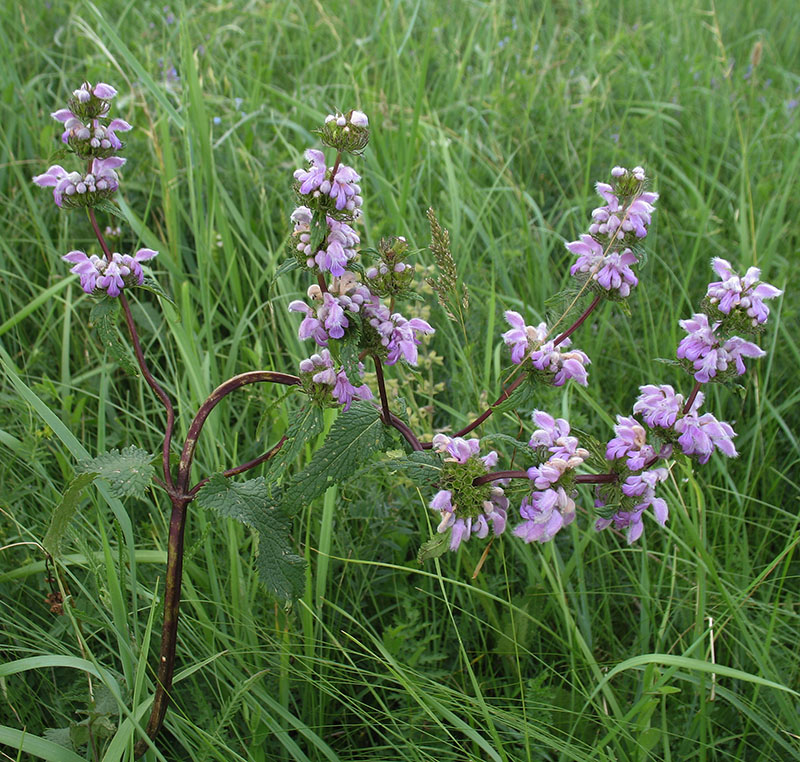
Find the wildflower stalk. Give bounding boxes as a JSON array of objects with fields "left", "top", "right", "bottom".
[
  {"left": 683, "top": 380, "right": 703, "bottom": 415},
  {"left": 373, "top": 355, "right": 392, "bottom": 424},
  {"left": 474, "top": 470, "right": 619, "bottom": 486}
]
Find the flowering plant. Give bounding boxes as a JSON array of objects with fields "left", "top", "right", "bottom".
[{"left": 29, "top": 85, "right": 781, "bottom": 757}]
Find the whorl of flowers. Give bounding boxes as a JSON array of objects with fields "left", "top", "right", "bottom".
[
  {"left": 501, "top": 312, "right": 590, "bottom": 386},
  {"left": 287, "top": 111, "right": 435, "bottom": 412},
  {"left": 596, "top": 416, "right": 670, "bottom": 543},
  {"left": 514, "top": 411, "right": 589, "bottom": 543},
  {"left": 298, "top": 349, "right": 373, "bottom": 411},
  {"left": 565, "top": 166, "right": 658, "bottom": 298},
  {"left": 33, "top": 157, "right": 125, "bottom": 209},
  {"left": 706, "top": 257, "right": 782, "bottom": 326},
  {"left": 429, "top": 434, "right": 507, "bottom": 552},
  {"left": 676, "top": 259, "right": 780, "bottom": 383},
  {"left": 63, "top": 248, "right": 157, "bottom": 297}
]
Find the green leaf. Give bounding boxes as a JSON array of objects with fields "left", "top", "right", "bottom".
[
  {"left": 135, "top": 275, "right": 176, "bottom": 307},
  {"left": 338, "top": 315, "right": 363, "bottom": 385},
  {"left": 264, "top": 405, "right": 324, "bottom": 482},
  {"left": 417, "top": 529, "right": 452, "bottom": 563},
  {"left": 43, "top": 472, "right": 97, "bottom": 557},
  {"left": 282, "top": 401, "right": 386, "bottom": 513},
  {"left": 272, "top": 257, "right": 302, "bottom": 283},
  {"left": 309, "top": 209, "right": 328, "bottom": 253},
  {"left": 195, "top": 475, "right": 305, "bottom": 600},
  {"left": 92, "top": 198, "right": 125, "bottom": 219},
  {"left": 378, "top": 451, "right": 442, "bottom": 485},
  {"left": 494, "top": 374, "right": 537, "bottom": 415},
  {"left": 77, "top": 446, "right": 154, "bottom": 499},
  {"left": 89, "top": 298, "right": 139, "bottom": 376}
]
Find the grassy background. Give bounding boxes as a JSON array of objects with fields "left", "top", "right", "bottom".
[{"left": 1, "top": 0, "right": 798, "bottom": 760}]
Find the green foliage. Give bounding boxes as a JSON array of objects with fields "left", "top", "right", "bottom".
[
  {"left": 417, "top": 528, "right": 452, "bottom": 563},
  {"left": 42, "top": 472, "right": 97, "bottom": 557},
  {"left": 376, "top": 450, "right": 442, "bottom": 484},
  {"left": 195, "top": 474, "right": 305, "bottom": 600},
  {"left": 425, "top": 207, "right": 469, "bottom": 324},
  {"left": 264, "top": 405, "right": 324, "bottom": 482},
  {"left": 135, "top": 275, "right": 176, "bottom": 308},
  {"left": 88, "top": 298, "right": 139, "bottom": 376},
  {"left": 77, "top": 446, "right": 154, "bottom": 499},
  {"left": 281, "top": 401, "right": 387, "bottom": 513}
]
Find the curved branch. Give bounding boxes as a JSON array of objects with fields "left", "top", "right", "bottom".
[
  {"left": 473, "top": 470, "right": 619, "bottom": 487},
  {"left": 188, "top": 435, "right": 288, "bottom": 496},
  {"left": 176, "top": 371, "right": 300, "bottom": 492},
  {"left": 388, "top": 413, "right": 423, "bottom": 452},
  {"left": 119, "top": 295, "right": 177, "bottom": 491}
]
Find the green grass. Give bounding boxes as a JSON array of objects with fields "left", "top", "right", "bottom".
[{"left": 1, "top": 0, "right": 798, "bottom": 760}]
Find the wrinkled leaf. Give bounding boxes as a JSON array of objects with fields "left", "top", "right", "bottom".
[
  {"left": 77, "top": 446, "right": 154, "bottom": 499},
  {"left": 89, "top": 298, "right": 139, "bottom": 376},
  {"left": 196, "top": 475, "right": 305, "bottom": 600},
  {"left": 417, "top": 529, "right": 452, "bottom": 563},
  {"left": 43, "top": 472, "right": 97, "bottom": 557}
]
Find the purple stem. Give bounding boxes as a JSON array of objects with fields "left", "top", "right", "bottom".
[
  {"left": 176, "top": 371, "right": 301, "bottom": 492},
  {"left": 553, "top": 293, "right": 602, "bottom": 347},
  {"left": 473, "top": 470, "right": 619, "bottom": 486},
  {"left": 683, "top": 380, "right": 702, "bottom": 415},
  {"left": 373, "top": 356, "right": 391, "bottom": 424}
]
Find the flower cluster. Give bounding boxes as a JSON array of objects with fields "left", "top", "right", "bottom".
[
  {"left": 287, "top": 114, "right": 436, "bottom": 410},
  {"left": 633, "top": 385, "right": 737, "bottom": 464},
  {"left": 514, "top": 411, "right": 589, "bottom": 543},
  {"left": 33, "top": 157, "right": 126, "bottom": 209},
  {"left": 595, "top": 416, "right": 670, "bottom": 543},
  {"left": 566, "top": 166, "right": 659, "bottom": 298},
  {"left": 501, "top": 312, "right": 590, "bottom": 386},
  {"left": 298, "top": 349, "right": 373, "bottom": 411},
  {"left": 34, "top": 81, "right": 129, "bottom": 208},
  {"left": 677, "top": 259, "right": 780, "bottom": 383},
  {"left": 63, "top": 248, "right": 157, "bottom": 297},
  {"left": 429, "top": 434, "right": 508, "bottom": 551},
  {"left": 33, "top": 83, "right": 156, "bottom": 298}
]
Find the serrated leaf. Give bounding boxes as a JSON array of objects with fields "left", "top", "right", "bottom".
[
  {"left": 272, "top": 257, "right": 302, "bottom": 283},
  {"left": 92, "top": 199, "right": 125, "bottom": 219},
  {"left": 417, "top": 529, "right": 452, "bottom": 563},
  {"left": 378, "top": 451, "right": 442, "bottom": 484},
  {"left": 339, "top": 318, "right": 363, "bottom": 385},
  {"left": 89, "top": 298, "right": 139, "bottom": 376},
  {"left": 282, "top": 401, "right": 386, "bottom": 513},
  {"left": 135, "top": 275, "right": 176, "bottom": 307},
  {"left": 309, "top": 209, "right": 328, "bottom": 253},
  {"left": 43, "top": 472, "right": 97, "bottom": 557},
  {"left": 480, "top": 432, "right": 538, "bottom": 456},
  {"left": 195, "top": 474, "right": 305, "bottom": 600},
  {"left": 77, "top": 446, "right": 154, "bottom": 499},
  {"left": 42, "top": 727, "right": 72, "bottom": 749},
  {"left": 494, "top": 375, "right": 537, "bottom": 415},
  {"left": 265, "top": 405, "right": 324, "bottom": 482}
]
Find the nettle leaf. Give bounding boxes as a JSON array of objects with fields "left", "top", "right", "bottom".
[
  {"left": 378, "top": 451, "right": 442, "bottom": 485},
  {"left": 92, "top": 199, "right": 125, "bottom": 219},
  {"left": 195, "top": 475, "right": 304, "bottom": 600},
  {"left": 339, "top": 316, "right": 363, "bottom": 385},
  {"left": 494, "top": 374, "right": 537, "bottom": 415},
  {"left": 89, "top": 298, "right": 139, "bottom": 376},
  {"left": 282, "top": 401, "right": 386, "bottom": 513},
  {"left": 480, "top": 432, "right": 538, "bottom": 458},
  {"left": 43, "top": 472, "right": 97, "bottom": 557},
  {"left": 265, "top": 405, "right": 325, "bottom": 482},
  {"left": 136, "top": 275, "right": 176, "bottom": 308},
  {"left": 77, "top": 446, "right": 154, "bottom": 499},
  {"left": 417, "top": 529, "right": 452, "bottom": 563},
  {"left": 273, "top": 257, "right": 301, "bottom": 283},
  {"left": 309, "top": 209, "right": 329, "bottom": 253}
]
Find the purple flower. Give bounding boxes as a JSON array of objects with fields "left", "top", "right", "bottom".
[
  {"left": 513, "top": 487, "right": 576, "bottom": 543},
  {"left": 633, "top": 384, "right": 684, "bottom": 428},
  {"left": 298, "top": 349, "right": 373, "bottom": 411},
  {"left": 567, "top": 236, "right": 639, "bottom": 297},
  {"left": 502, "top": 313, "right": 590, "bottom": 385},
  {"left": 432, "top": 434, "right": 481, "bottom": 464},
  {"left": 528, "top": 410, "right": 587, "bottom": 463},
  {"left": 501, "top": 310, "right": 535, "bottom": 364},
  {"left": 62, "top": 248, "right": 157, "bottom": 297},
  {"left": 293, "top": 149, "right": 327, "bottom": 194},
  {"left": 706, "top": 257, "right": 782, "bottom": 325},
  {"left": 606, "top": 415, "right": 655, "bottom": 470},
  {"left": 328, "top": 163, "right": 362, "bottom": 212},
  {"left": 673, "top": 393, "right": 737, "bottom": 463},
  {"left": 677, "top": 313, "right": 766, "bottom": 382},
  {"left": 596, "top": 467, "right": 668, "bottom": 543}
]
